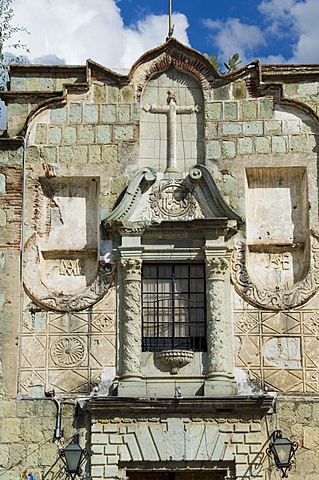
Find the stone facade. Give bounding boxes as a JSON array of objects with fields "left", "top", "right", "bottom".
[{"left": 1, "top": 39, "right": 319, "bottom": 479}]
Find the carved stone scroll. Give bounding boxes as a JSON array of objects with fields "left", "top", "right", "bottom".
[
  {"left": 24, "top": 235, "right": 114, "bottom": 312},
  {"left": 231, "top": 236, "right": 319, "bottom": 310},
  {"left": 120, "top": 258, "right": 143, "bottom": 378}
]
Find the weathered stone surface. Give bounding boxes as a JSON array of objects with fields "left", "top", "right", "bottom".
[
  {"left": 69, "top": 103, "right": 83, "bottom": 123},
  {"left": 221, "top": 140, "right": 236, "bottom": 158},
  {"left": 0, "top": 209, "right": 6, "bottom": 227},
  {"left": 242, "top": 101, "right": 257, "bottom": 119},
  {"left": 94, "top": 84, "right": 107, "bottom": 103},
  {"left": 3, "top": 38, "right": 319, "bottom": 480},
  {"left": 206, "top": 103, "right": 222, "bottom": 120},
  {"left": 51, "top": 106, "right": 67, "bottom": 123},
  {"left": 206, "top": 140, "right": 221, "bottom": 159},
  {"left": 35, "top": 124, "right": 47, "bottom": 144},
  {"left": 213, "top": 85, "right": 229, "bottom": 100},
  {"left": 102, "top": 104, "right": 117, "bottom": 123},
  {"left": 84, "top": 104, "right": 99, "bottom": 123}
]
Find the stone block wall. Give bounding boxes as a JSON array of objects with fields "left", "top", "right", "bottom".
[
  {"left": 0, "top": 399, "right": 86, "bottom": 480},
  {"left": 268, "top": 397, "right": 319, "bottom": 480},
  {"left": 90, "top": 411, "right": 266, "bottom": 480},
  {"left": 2, "top": 40, "right": 319, "bottom": 480}
]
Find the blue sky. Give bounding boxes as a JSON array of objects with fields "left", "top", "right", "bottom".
[{"left": 6, "top": 0, "right": 319, "bottom": 69}]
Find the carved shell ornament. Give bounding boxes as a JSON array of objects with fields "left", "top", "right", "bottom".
[{"left": 231, "top": 234, "right": 319, "bottom": 310}]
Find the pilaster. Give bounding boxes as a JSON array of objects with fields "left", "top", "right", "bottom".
[
  {"left": 117, "top": 243, "right": 146, "bottom": 396},
  {"left": 204, "top": 248, "right": 237, "bottom": 396}
]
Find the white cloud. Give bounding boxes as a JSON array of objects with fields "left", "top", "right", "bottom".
[
  {"left": 288, "top": 0, "right": 319, "bottom": 63},
  {"left": 121, "top": 14, "right": 189, "bottom": 68},
  {"left": 8, "top": 0, "right": 189, "bottom": 69},
  {"left": 258, "top": 0, "right": 319, "bottom": 63},
  {"left": 204, "top": 0, "right": 319, "bottom": 66},
  {"left": 203, "top": 18, "right": 266, "bottom": 65},
  {"left": 260, "top": 54, "right": 286, "bottom": 64}
]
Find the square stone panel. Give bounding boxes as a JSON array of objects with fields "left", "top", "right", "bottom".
[
  {"left": 91, "top": 313, "right": 116, "bottom": 333},
  {"left": 49, "top": 312, "right": 89, "bottom": 335},
  {"left": 305, "top": 370, "right": 319, "bottom": 392},
  {"left": 261, "top": 311, "right": 301, "bottom": 335},
  {"left": 48, "top": 369, "right": 90, "bottom": 394},
  {"left": 21, "top": 370, "right": 46, "bottom": 395},
  {"left": 235, "top": 335, "right": 261, "bottom": 368},
  {"left": 234, "top": 311, "right": 259, "bottom": 334},
  {"left": 264, "top": 369, "right": 303, "bottom": 392},
  {"left": 303, "top": 311, "right": 319, "bottom": 336},
  {"left": 48, "top": 335, "right": 88, "bottom": 368},
  {"left": 303, "top": 337, "right": 319, "bottom": 368},
  {"left": 262, "top": 336, "right": 301, "bottom": 368},
  {"left": 89, "top": 334, "right": 116, "bottom": 368},
  {"left": 22, "top": 336, "right": 47, "bottom": 368}
]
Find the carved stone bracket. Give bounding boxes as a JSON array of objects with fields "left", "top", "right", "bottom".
[
  {"left": 231, "top": 236, "right": 319, "bottom": 310},
  {"left": 155, "top": 349, "right": 194, "bottom": 374}
]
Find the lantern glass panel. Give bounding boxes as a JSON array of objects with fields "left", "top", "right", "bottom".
[
  {"left": 64, "top": 443, "right": 83, "bottom": 473},
  {"left": 272, "top": 438, "right": 293, "bottom": 466}
]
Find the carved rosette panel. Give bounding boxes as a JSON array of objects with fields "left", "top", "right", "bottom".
[
  {"left": 231, "top": 237, "right": 319, "bottom": 310},
  {"left": 149, "top": 180, "right": 197, "bottom": 220},
  {"left": 120, "top": 258, "right": 142, "bottom": 376},
  {"left": 205, "top": 257, "right": 229, "bottom": 374},
  {"left": 51, "top": 337, "right": 86, "bottom": 367}
]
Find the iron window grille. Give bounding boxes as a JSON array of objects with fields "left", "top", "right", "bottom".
[{"left": 142, "top": 263, "right": 206, "bottom": 352}]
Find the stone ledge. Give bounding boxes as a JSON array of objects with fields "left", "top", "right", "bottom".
[{"left": 89, "top": 395, "right": 275, "bottom": 416}]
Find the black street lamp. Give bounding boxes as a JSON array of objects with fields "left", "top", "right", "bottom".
[
  {"left": 60, "top": 435, "right": 88, "bottom": 479},
  {"left": 267, "top": 430, "right": 298, "bottom": 478}
]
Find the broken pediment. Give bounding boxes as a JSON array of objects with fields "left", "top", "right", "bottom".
[{"left": 102, "top": 165, "right": 241, "bottom": 234}]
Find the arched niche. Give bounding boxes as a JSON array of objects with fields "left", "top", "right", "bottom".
[{"left": 140, "top": 65, "right": 204, "bottom": 174}]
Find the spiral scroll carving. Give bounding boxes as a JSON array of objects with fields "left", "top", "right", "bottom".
[
  {"left": 231, "top": 239, "right": 319, "bottom": 310},
  {"left": 120, "top": 258, "right": 142, "bottom": 376}
]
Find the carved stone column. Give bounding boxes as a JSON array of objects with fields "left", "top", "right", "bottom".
[
  {"left": 118, "top": 257, "right": 146, "bottom": 396},
  {"left": 204, "top": 255, "right": 237, "bottom": 396}
]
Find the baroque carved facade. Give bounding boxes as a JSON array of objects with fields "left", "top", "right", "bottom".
[{"left": 1, "top": 38, "right": 319, "bottom": 479}]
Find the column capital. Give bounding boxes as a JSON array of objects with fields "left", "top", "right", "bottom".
[
  {"left": 205, "top": 256, "right": 229, "bottom": 280},
  {"left": 120, "top": 257, "right": 142, "bottom": 282}
]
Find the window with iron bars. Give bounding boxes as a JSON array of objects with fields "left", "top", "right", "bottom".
[{"left": 142, "top": 263, "right": 206, "bottom": 352}]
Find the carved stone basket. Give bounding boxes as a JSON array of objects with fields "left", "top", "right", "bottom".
[{"left": 155, "top": 350, "right": 194, "bottom": 375}]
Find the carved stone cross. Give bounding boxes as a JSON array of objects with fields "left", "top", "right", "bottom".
[{"left": 144, "top": 91, "right": 201, "bottom": 172}]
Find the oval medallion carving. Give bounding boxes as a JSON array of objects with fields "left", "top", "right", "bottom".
[{"left": 149, "top": 180, "right": 196, "bottom": 220}]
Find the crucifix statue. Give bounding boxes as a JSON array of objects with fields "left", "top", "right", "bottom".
[{"left": 144, "top": 91, "right": 201, "bottom": 172}]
